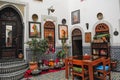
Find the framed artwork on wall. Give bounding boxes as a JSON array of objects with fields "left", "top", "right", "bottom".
[
  {"left": 29, "top": 21, "right": 41, "bottom": 38},
  {"left": 58, "top": 24, "right": 68, "bottom": 40},
  {"left": 85, "top": 32, "right": 91, "bottom": 43},
  {"left": 71, "top": 9, "right": 80, "bottom": 25}
]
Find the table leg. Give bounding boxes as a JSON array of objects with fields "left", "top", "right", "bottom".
[
  {"left": 88, "top": 64, "right": 94, "bottom": 80},
  {"left": 65, "top": 58, "right": 68, "bottom": 79}
]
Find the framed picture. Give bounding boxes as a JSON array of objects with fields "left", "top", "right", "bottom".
[
  {"left": 85, "top": 32, "right": 91, "bottom": 43},
  {"left": 29, "top": 21, "right": 41, "bottom": 38},
  {"left": 58, "top": 24, "right": 68, "bottom": 40},
  {"left": 71, "top": 9, "right": 80, "bottom": 24}
]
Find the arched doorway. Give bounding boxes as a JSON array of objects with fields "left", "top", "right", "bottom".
[
  {"left": 72, "top": 28, "right": 83, "bottom": 56},
  {"left": 0, "top": 7, "right": 24, "bottom": 59},
  {"left": 44, "top": 21, "right": 55, "bottom": 49}
]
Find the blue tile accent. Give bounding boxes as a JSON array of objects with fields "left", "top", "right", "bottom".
[
  {"left": 83, "top": 46, "right": 120, "bottom": 72},
  {"left": 26, "top": 46, "right": 120, "bottom": 71}
]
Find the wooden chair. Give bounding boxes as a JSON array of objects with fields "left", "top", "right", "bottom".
[
  {"left": 68, "top": 56, "right": 78, "bottom": 76},
  {"left": 71, "top": 60, "right": 88, "bottom": 80},
  {"left": 95, "top": 58, "right": 111, "bottom": 80}
]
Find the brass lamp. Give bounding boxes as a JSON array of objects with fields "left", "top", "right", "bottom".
[{"left": 48, "top": 33, "right": 52, "bottom": 40}]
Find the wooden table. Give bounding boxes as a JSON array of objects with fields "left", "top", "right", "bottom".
[{"left": 65, "top": 56, "right": 105, "bottom": 80}]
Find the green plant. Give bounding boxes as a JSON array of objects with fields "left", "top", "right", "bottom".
[
  {"left": 56, "top": 50, "right": 65, "bottom": 59},
  {"left": 93, "top": 33, "right": 110, "bottom": 39},
  {"left": 26, "top": 38, "right": 48, "bottom": 61},
  {"left": 111, "top": 58, "right": 118, "bottom": 63},
  {"left": 57, "top": 37, "right": 68, "bottom": 59}
]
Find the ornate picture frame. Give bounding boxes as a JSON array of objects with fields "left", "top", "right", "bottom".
[
  {"left": 85, "top": 32, "right": 91, "bottom": 43},
  {"left": 58, "top": 24, "right": 68, "bottom": 40},
  {"left": 29, "top": 21, "right": 41, "bottom": 38},
  {"left": 71, "top": 9, "right": 80, "bottom": 25}
]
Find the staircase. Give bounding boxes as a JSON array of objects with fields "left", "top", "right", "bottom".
[{"left": 0, "top": 59, "right": 28, "bottom": 80}]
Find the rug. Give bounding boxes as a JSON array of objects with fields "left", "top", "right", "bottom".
[
  {"left": 22, "top": 71, "right": 120, "bottom": 80},
  {"left": 24, "top": 67, "right": 65, "bottom": 78}
]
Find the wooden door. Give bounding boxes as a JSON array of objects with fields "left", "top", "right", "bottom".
[
  {"left": 72, "top": 29, "right": 83, "bottom": 56},
  {"left": 0, "top": 7, "right": 23, "bottom": 59}
]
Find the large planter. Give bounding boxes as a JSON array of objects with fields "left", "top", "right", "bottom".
[
  {"left": 29, "top": 61, "right": 38, "bottom": 71},
  {"left": 111, "top": 61, "right": 117, "bottom": 70},
  {"left": 18, "top": 53, "right": 24, "bottom": 59}
]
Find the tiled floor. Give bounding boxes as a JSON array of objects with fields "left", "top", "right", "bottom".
[{"left": 22, "top": 70, "right": 120, "bottom": 80}]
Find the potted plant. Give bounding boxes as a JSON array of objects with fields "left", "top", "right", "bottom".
[
  {"left": 56, "top": 50, "right": 66, "bottom": 66},
  {"left": 26, "top": 38, "right": 48, "bottom": 61},
  {"left": 56, "top": 50, "right": 65, "bottom": 59},
  {"left": 26, "top": 38, "right": 48, "bottom": 70},
  {"left": 56, "top": 37, "right": 68, "bottom": 64}
]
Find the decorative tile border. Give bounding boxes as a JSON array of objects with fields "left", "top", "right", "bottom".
[{"left": 26, "top": 46, "right": 120, "bottom": 71}]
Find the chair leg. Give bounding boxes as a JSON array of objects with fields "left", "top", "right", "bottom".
[
  {"left": 103, "top": 73, "right": 106, "bottom": 80},
  {"left": 109, "top": 73, "right": 111, "bottom": 80},
  {"left": 72, "top": 74, "right": 74, "bottom": 80},
  {"left": 83, "top": 77, "right": 85, "bottom": 80}
]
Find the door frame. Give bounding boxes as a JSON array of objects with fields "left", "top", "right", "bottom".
[{"left": 72, "top": 28, "right": 83, "bottom": 56}]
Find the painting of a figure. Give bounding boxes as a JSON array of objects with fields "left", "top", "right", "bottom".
[
  {"left": 58, "top": 25, "right": 68, "bottom": 40},
  {"left": 71, "top": 10, "right": 80, "bottom": 24},
  {"left": 29, "top": 22, "right": 41, "bottom": 38}
]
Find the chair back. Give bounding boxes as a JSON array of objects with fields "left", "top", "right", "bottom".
[{"left": 72, "top": 60, "right": 85, "bottom": 74}]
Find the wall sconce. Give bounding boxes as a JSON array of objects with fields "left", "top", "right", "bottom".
[
  {"left": 48, "top": 6, "right": 55, "bottom": 15},
  {"left": 86, "top": 23, "right": 89, "bottom": 30}
]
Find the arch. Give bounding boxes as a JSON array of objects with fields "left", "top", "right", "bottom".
[
  {"left": 44, "top": 21, "right": 55, "bottom": 49},
  {"left": 70, "top": 26, "right": 85, "bottom": 44},
  {"left": 95, "top": 23, "right": 109, "bottom": 34},
  {"left": 92, "top": 20, "right": 113, "bottom": 44},
  {"left": 44, "top": 21, "right": 55, "bottom": 28},
  {"left": 72, "top": 28, "right": 82, "bottom": 36},
  {"left": 0, "top": 4, "right": 24, "bottom": 22}
]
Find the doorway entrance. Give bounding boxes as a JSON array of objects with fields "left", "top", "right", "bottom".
[
  {"left": 72, "top": 29, "right": 83, "bottom": 56},
  {"left": 0, "top": 7, "right": 24, "bottom": 59}
]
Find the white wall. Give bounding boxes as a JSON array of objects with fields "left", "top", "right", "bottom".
[
  {"left": 0, "top": 0, "right": 70, "bottom": 60},
  {"left": 68, "top": 0, "right": 120, "bottom": 46},
  {"left": 1, "top": 0, "right": 120, "bottom": 46},
  {"left": 19, "top": 0, "right": 70, "bottom": 46}
]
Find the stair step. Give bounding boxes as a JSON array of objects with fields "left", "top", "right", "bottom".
[{"left": 0, "top": 59, "right": 28, "bottom": 80}]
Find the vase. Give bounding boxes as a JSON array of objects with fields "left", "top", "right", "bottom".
[{"left": 29, "top": 61, "right": 38, "bottom": 71}]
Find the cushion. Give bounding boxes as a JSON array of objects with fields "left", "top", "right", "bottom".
[
  {"left": 96, "top": 65, "right": 110, "bottom": 71},
  {"left": 73, "top": 67, "right": 86, "bottom": 73}
]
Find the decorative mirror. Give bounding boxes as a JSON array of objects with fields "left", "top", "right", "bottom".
[
  {"left": 6, "top": 25, "right": 12, "bottom": 47},
  {"left": 113, "top": 29, "right": 119, "bottom": 36},
  {"left": 97, "top": 12, "right": 103, "bottom": 20},
  {"left": 32, "top": 14, "right": 38, "bottom": 22},
  {"left": 62, "top": 18, "right": 66, "bottom": 25}
]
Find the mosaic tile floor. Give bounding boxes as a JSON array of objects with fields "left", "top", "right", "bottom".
[{"left": 22, "top": 70, "right": 120, "bottom": 80}]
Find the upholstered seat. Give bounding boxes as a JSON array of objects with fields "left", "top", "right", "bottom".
[{"left": 96, "top": 65, "right": 110, "bottom": 71}]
